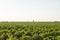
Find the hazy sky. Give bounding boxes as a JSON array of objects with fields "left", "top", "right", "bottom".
[{"left": 0, "top": 0, "right": 60, "bottom": 21}]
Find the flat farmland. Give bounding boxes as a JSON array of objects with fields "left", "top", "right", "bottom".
[{"left": 0, "top": 22, "right": 60, "bottom": 40}]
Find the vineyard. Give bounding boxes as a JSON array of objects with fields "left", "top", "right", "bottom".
[{"left": 0, "top": 22, "right": 60, "bottom": 40}]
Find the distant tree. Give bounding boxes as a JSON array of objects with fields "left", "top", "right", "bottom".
[{"left": 33, "top": 20, "right": 34, "bottom": 22}]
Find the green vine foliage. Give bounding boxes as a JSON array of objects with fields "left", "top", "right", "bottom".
[{"left": 0, "top": 22, "right": 60, "bottom": 40}]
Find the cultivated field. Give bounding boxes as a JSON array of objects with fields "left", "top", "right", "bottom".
[{"left": 0, "top": 22, "right": 60, "bottom": 40}]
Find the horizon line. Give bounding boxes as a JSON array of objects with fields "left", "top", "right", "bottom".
[{"left": 0, "top": 20, "right": 60, "bottom": 22}]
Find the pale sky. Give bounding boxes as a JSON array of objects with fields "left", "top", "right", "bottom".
[{"left": 0, "top": 0, "right": 60, "bottom": 21}]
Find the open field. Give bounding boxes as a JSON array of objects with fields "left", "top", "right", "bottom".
[{"left": 0, "top": 22, "right": 60, "bottom": 40}]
